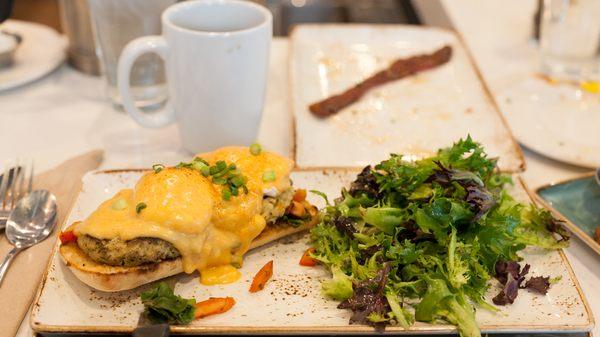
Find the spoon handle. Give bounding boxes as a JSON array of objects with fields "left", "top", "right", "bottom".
[{"left": 0, "top": 246, "right": 22, "bottom": 286}]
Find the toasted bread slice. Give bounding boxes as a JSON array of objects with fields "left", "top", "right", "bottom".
[{"left": 59, "top": 217, "right": 318, "bottom": 292}]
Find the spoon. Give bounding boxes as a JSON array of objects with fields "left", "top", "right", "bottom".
[{"left": 0, "top": 190, "right": 57, "bottom": 286}]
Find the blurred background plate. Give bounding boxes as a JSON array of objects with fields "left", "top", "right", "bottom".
[
  {"left": 0, "top": 20, "right": 66, "bottom": 92},
  {"left": 499, "top": 77, "right": 600, "bottom": 168}
]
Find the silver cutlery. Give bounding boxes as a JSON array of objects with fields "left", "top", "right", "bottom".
[
  {"left": 0, "top": 159, "right": 34, "bottom": 230},
  {"left": 595, "top": 167, "right": 600, "bottom": 186},
  {"left": 133, "top": 323, "right": 170, "bottom": 337},
  {"left": 135, "top": 307, "right": 171, "bottom": 337},
  {"left": 0, "top": 190, "right": 57, "bottom": 286}
]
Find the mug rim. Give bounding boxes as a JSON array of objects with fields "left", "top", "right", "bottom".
[{"left": 162, "top": 0, "right": 272, "bottom": 37}]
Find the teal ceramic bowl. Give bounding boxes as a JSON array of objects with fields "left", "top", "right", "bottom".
[{"left": 536, "top": 173, "right": 600, "bottom": 255}]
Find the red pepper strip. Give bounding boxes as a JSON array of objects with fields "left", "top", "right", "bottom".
[
  {"left": 194, "top": 297, "right": 236, "bottom": 319},
  {"left": 59, "top": 230, "right": 77, "bottom": 245},
  {"left": 249, "top": 260, "right": 274, "bottom": 293},
  {"left": 299, "top": 248, "right": 317, "bottom": 266}
]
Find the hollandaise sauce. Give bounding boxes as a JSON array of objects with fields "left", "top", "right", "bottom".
[{"left": 74, "top": 147, "right": 293, "bottom": 285}]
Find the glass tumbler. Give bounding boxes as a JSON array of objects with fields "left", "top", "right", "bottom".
[
  {"left": 540, "top": 0, "right": 600, "bottom": 82},
  {"left": 87, "top": 0, "right": 176, "bottom": 109}
]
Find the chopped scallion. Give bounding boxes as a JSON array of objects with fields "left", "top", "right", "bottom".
[
  {"left": 111, "top": 198, "right": 128, "bottom": 211},
  {"left": 210, "top": 161, "right": 227, "bottom": 175},
  {"left": 173, "top": 157, "right": 249, "bottom": 200},
  {"left": 230, "top": 175, "right": 245, "bottom": 187},
  {"left": 136, "top": 202, "right": 147, "bottom": 214},
  {"left": 152, "top": 164, "right": 165, "bottom": 174},
  {"left": 262, "top": 170, "right": 276, "bottom": 182},
  {"left": 221, "top": 188, "right": 232, "bottom": 201},
  {"left": 212, "top": 177, "right": 227, "bottom": 185},
  {"left": 191, "top": 160, "right": 208, "bottom": 171},
  {"left": 249, "top": 143, "right": 262, "bottom": 155},
  {"left": 200, "top": 165, "right": 210, "bottom": 176}
]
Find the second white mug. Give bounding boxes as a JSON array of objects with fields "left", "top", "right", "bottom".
[{"left": 117, "top": 0, "right": 272, "bottom": 153}]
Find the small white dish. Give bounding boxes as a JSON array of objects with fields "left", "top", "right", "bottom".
[
  {"left": 31, "top": 170, "right": 592, "bottom": 334},
  {"left": 0, "top": 20, "right": 66, "bottom": 92}
]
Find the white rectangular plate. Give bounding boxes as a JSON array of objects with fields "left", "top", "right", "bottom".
[
  {"left": 31, "top": 169, "right": 592, "bottom": 334},
  {"left": 291, "top": 25, "right": 524, "bottom": 172}
]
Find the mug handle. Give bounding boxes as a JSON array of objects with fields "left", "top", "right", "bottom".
[{"left": 117, "top": 36, "right": 175, "bottom": 128}]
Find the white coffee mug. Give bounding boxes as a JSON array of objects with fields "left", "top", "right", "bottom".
[{"left": 117, "top": 0, "right": 272, "bottom": 153}]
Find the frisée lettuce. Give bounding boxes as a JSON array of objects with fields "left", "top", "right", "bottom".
[{"left": 310, "top": 136, "right": 568, "bottom": 337}]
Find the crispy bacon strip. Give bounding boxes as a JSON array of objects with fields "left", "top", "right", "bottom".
[{"left": 309, "top": 45, "right": 453, "bottom": 117}]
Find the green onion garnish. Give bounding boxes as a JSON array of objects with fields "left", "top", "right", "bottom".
[
  {"left": 212, "top": 177, "right": 227, "bottom": 185},
  {"left": 200, "top": 166, "right": 210, "bottom": 176},
  {"left": 249, "top": 143, "right": 262, "bottom": 156},
  {"left": 152, "top": 164, "right": 165, "bottom": 174},
  {"left": 136, "top": 202, "right": 147, "bottom": 214},
  {"left": 191, "top": 160, "right": 208, "bottom": 172},
  {"left": 221, "top": 188, "right": 232, "bottom": 201},
  {"left": 176, "top": 157, "right": 208, "bottom": 169},
  {"left": 262, "top": 170, "right": 276, "bottom": 182},
  {"left": 210, "top": 161, "right": 227, "bottom": 175},
  {"left": 111, "top": 198, "right": 128, "bottom": 210},
  {"left": 174, "top": 157, "right": 249, "bottom": 201},
  {"left": 230, "top": 175, "right": 245, "bottom": 187}
]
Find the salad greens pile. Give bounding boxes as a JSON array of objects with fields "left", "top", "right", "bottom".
[{"left": 310, "top": 137, "right": 569, "bottom": 337}]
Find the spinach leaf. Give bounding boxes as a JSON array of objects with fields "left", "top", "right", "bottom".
[{"left": 141, "top": 282, "right": 196, "bottom": 325}]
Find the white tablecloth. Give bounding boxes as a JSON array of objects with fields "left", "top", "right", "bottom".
[{"left": 1, "top": 5, "right": 598, "bottom": 335}]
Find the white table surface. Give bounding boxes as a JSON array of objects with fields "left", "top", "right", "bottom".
[{"left": 2, "top": 3, "right": 599, "bottom": 335}]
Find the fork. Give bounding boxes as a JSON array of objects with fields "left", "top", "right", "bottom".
[{"left": 0, "top": 159, "right": 34, "bottom": 230}]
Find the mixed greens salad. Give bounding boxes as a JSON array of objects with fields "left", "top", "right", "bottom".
[{"left": 310, "top": 137, "right": 569, "bottom": 337}]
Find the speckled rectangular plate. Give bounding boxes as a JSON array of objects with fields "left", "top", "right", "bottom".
[
  {"left": 290, "top": 24, "right": 524, "bottom": 172},
  {"left": 30, "top": 170, "right": 592, "bottom": 334},
  {"left": 535, "top": 173, "right": 600, "bottom": 256}
]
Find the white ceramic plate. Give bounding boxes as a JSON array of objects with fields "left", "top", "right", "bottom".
[
  {"left": 31, "top": 170, "right": 592, "bottom": 334},
  {"left": 290, "top": 24, "right": 524, "bottom": 172},
  {"left": 497, "top": 76, "right": 600, "bottom": 168},
  {"left": 0, "top": 20, "right": 66, "bottom": 92}
]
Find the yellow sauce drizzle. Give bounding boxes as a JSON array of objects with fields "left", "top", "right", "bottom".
[{"left": 200, "top": 265, "right": 242, "bottom": 285}]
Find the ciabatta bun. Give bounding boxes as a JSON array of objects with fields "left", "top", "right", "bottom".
[{"left": 59, "top": 217, "right": 318, "bottom": 292}]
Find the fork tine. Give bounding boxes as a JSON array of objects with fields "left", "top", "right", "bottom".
[
  {"left": 6, "top": 158, "right": 19, "bottom": 209},
  {"left": 0, "top": 162, "right": 8, "bottom": 208},
  {"left": 27, "top": 159, "right": 34, "bottom": 194},
  {"left": 17, "top": 159, "right": 29, "bottom": 200},
  {"left": 9, "top": 159, "right": 21, "bottom": 209},
  {"left": 2, "top": 160, "right": 17, "bottom": 208}
]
